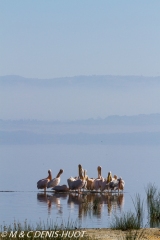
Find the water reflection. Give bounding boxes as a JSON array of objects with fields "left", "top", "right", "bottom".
[
  {"left": 37, "top": 192, "right": 124, "bottom": 219},
  {"left": 37, "top": 193, "right": 68, "bottom": 215},
  {"left": 68, "top": 193, "right": 124, "bottom": 218}
]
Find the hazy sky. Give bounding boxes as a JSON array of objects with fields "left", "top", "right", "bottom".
[{"left": 1, "top": 1, "right": 160, "bottom": 78}]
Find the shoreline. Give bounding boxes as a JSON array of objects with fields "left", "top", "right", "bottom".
[
  {"left": 85, "top": 228, "right": 160, "bottom": 239},
  {"left": 1, "top": 228, "right": 160, "bottom": 240}
]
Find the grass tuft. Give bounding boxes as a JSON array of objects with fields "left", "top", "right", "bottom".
[
  {"left": 110, "top": 194, "right": 144, "bottom": 231},
  {"left": 145, "top": 183, "right": 157, "bottom": 201},
  {"left": 145, "top": 183, "right": 160, "bottom": 227},
  {"left": 110, "top": 212, "right": 140, "bottom": 231}
]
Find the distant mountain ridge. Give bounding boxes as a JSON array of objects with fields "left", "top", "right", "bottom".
[
  {"left": 1, "top": 113, "right": 160, "bottom": 126},
  {"left": 1, "top": 75, "right": 160, "bottom": 88},
  {"left": 1, "top": 113, "right": 160, "bottom": 145}
]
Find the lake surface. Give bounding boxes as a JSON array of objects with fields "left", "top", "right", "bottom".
[{"left": 0, "top": 144, "right": 159, "bottom": 228}]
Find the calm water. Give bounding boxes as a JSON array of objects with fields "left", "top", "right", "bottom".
[{"left": 0, "top": 144, "right": 159, "bottom": 228}]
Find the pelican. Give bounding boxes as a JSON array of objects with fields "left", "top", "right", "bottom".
[
  {"left": 52, "top": 185, "right": 69, "bottom": 192},
  {"left": 78, "top": 164, "right": 84, "bottom": 179},
  {"left": 67, "top": 176, "right": 76, "bottom": 188},
  {"left": 119, "top": 178, "right": 125, "bottom": 191},
  {"left": 47, "top": 169, "right": 64, "bottom": 189},
  {"left": 84, "top": 168, "right": 95, "bottom": 190},
  {"left": 112, "top": 175, "right": 118, "bottom": 181},
  {"left": 67, "top": 164, "right": 83, "bottom": 184},
  {"left": 106, "top": 171, "right": 112, "bottom": 183},
  {"left": 101, "top": 173, "right": 118, "bottom": 192},
  {"left": 82, "top": 169, "right": 88, "bottom": 190},
  {"left": 86, "top": 176, "right": 95, "bottom": 190},
  {"left": 92, "top": 166, "right": 103, "bottom": 190},
  {"left": 67, "top": 165, "right": 86, "bottom": 193},
  {"left": 37, "top": 169, "right": 52, "bottom": 192},
  {"left": 67, "top": 175, "right": 78, "bottom": 191},
  {"left": 97, "top": 166, "right": 102, "bottom": 178},
  {"left": 108, "top": 177, "right": 125, "bottom": 193},
  {"left": 67, "top": 177, "right": 86, "bottom": 194}
]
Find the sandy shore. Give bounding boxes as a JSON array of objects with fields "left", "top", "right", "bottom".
[{"left": 85, "top": 228, "right": 160, "bottom": 240}]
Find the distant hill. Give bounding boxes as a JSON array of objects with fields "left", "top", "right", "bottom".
[
  {"left": 1, "top": 113, "right": 160, "bottom": 145},
  {"left": 1, "top": 74, "right": 160, "bottom": 128},
  {"left": 1, "top": 74, "right": 160, "bottom": 88},
  {"left": 1, "top": 113, "right": 160, "bottom": 126}
]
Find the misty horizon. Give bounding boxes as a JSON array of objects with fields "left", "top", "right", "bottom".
[
  {"left": 1, "top": 75, "right": 160, "bottom": 121},
  {"left": 1, "top": 112, "right": 160, "bottom": 123},
  {"left": 1, "top": 113, "right": 160, "bottom": 145}
]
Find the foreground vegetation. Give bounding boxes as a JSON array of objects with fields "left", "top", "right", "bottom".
[
  {"left": 145, "top": 183, "right": 160, "bottom": 227},
  {"left": 110, "top": 183, "right": 160, "bottom": 239},
  {"left": 1, "top": 184, "right": 160, "bottom": 239},
  {"left": 0, "top": 219, "right": 92, "bottom": 240}
]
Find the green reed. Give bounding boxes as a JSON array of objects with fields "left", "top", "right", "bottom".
[
  {"left": 110, "top": 194, "right": 144, "bottom": 231},
  {"left": 145, "top": 183, "right": 160, "bottom": 227},
  {"left": 145, "top": 183, "right": 157, "bottom": 201}
]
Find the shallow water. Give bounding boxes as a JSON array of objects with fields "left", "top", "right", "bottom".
[
  {"left": 0, "top": 191, "right": 129, "bottom": 228},
  {"left": 0, "top": 144, "right": 159, "bottom": 228}
]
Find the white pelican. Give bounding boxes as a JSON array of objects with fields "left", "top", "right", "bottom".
[
  {"left": 37, "top": 169, "right": 52, "bottom": 192},
  {"left": 78, "top": 164, "right": 84, "bottom": 179},
  {"left": 67, "top": 164, "right": 83, "bottom": 184},
  {"left": 112, "top": 175, "right": 118, "bottom": 181},
  {"left": 119, "top": 178, "right": 125, "bottom": 191},
  {"left": 82, "top": 169, "right": 88, "bottom": 190},
  {"left": 67, "top": 165, "right": 86, "bottom": 193},
  {"left": 47, "top": 169, "right": 64, "bottom": 189},
  {"left": 107, "top": 177, "right": 125, "bottom": 193},
  {"left": 92, "top": 166, "right": 103, "bottom": 191},
  {"left": 86, "top": 176, "right": 95, "bottom": 190},
  {"left": 67, "top": 177, "right": 86, "bottom": 194},
  {"left": 52, "top": 185, "right": 69, "bottom": 192},
  {"left": 106, "top": 171, "right": 112, "bottom": 183},
  {"left": 97, "top": 166, "right": 102, "bottom": 178},
  {"left": 101, "top": 173, "right": 117, "bottom": 192},
  {"left": 84, "top": 169, "right": 95, "bottom": 190}
]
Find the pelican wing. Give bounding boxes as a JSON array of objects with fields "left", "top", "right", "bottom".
[
  {"left": 109, "top": 179, "right": 119, "bottom": 190},
  {"left": 101, "top": 181, "right": 107, "bottom": 192},
  {"left": 67, "top": 177, "right": 76, "bottom": 189},
  {"left": 37, "top": 178, "right": 49, "bottom": 189},
  {"left": 72, "top": 179, "right": 85, "bottom": 190},
  {"left": 86, "top": 178, "right": 94, "bottom": 190},
  {"left": 119, "top": 180, "right": 125, "bottom": 190},
  {"left": 93, "top": 179, "right": 102, "bottom": 190},
  {"left": 47, "top": 177, "right": 60, "bottom": 188},
  {"left": 68, "top": 179, "right": 85, "bottom": 190}
]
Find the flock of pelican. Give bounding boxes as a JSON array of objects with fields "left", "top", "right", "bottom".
[{"left": 37, "top": 165, "right": 125, "bottom": 194}]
